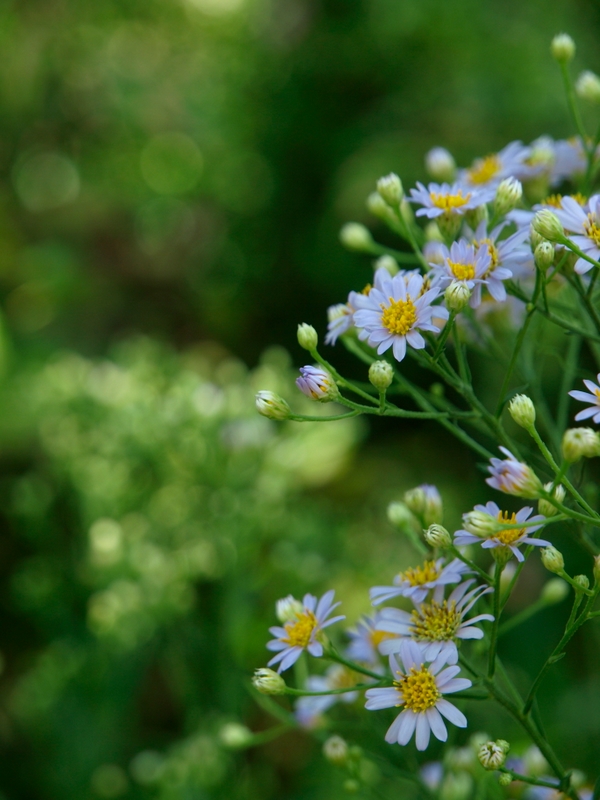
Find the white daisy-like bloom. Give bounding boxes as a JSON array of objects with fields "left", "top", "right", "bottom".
[
  {"left": 569, "top": 372, "right": 600, "bottom": 423},
  {"left": 409, "top": 181, "right": 495, "bottom": 219},
  {"left": 554, "top": 194, "right": 600, "bottom": 274},
  {"left": 325, "top": 285, "right": 374, "bottom": 345},
  {"left": 458, "top": 141, "right": 534, "bottom": 188},
  {"left": 374, "top": 580, "right": 494, "bottom": 664},
  {"left": 454, "top": 502, "right": 550, "bottom": 563},
  {"left": 551, "top": 136, "right": 588, "bottom": 186},
  {"left": 346, "top": 612, "right": 394, "bottom": 666},
  {"left": 295, "top": 664, "right": 359, "bottom": 728},
  {"left": 486, "top": 447, "right": 543, "bottom": 499},
  {"left": 353, "top": 268, "right": 447, "bottom": 362},
  {"left": 266, "top": 590, "right": 345, "bottom": 673},
  {"left": 428, "top": 239, "right": 490, "bottom": 303},
  {"left": 365, "top": 640, "right": 471, "bottom": 750},
  {"left": 470, "top": 220, "right": 531, "bottom": 287},
  {"left": 370, "top": 557, "right": 469, "bottom": 606}
]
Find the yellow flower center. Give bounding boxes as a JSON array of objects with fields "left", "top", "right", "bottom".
[
  {"left": 361, "top": 283, "right": 372, "bottom": 295},
  {"left": 370, "top": 629, "right": 396, "bottom": 648},
  {"left": 399, "top": 560, "right": 440, "bottom": 587},
  {"left": 394, "top": 665, "right": 441, "bottom": 712},
  {"left": 410, "top": 601, "right": 461, "bottom": 641},
  {"left": 584, "top": 215, "right": 600, "bottom": 247},
  {"left": 447, "top": 259, "right": 475, "bottom": 281},
  {"left": 381, "top": 296, "right": 417, "bottom": 335},
  {"left": 542, "top": 193, "right": 564, "bottom": 208},
  {"left": 495, "top": 511, "right": 526, "bottom": 545},
  {"left": 429, "top": 190, "right": 471, "bottom": 212},
  {"left": 284, "top": 611, "right": 317, "bottom": 647},
  {"left": 467, "top": 154, "right": 501, "bottom": 185}
]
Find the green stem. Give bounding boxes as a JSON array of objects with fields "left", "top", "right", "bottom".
[
  {"left": 327, "top": 650, "right": 385, "bottom": 681},
  {"left": 308, "top": 349, "right": 380, "bottom": 406},
  {"left": 487, "top": 563, "right": 504, "bottom": 678},
  {"left": 448, "top": 545, "right": 493, "bottom": 585},
  {"left": 284, "top": 682, "right": 383, "bottom": 697},
  {"left": 433, "top": 310, "right": 457, "bottom": 359},
  {"left": 560, "top": 62, "right": 589, "bottom": 145},
  {"left": 289, "top": 411, "right": 361, "bottom": 422},
  {"left": 500, "top": 546, "right": 532, "bottom": 610},
  {"left": 499, "top": 769, "right": 562, "bottom": 790}
]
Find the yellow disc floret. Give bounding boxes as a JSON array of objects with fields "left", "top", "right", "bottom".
[
  {"left": 467, "top": 154, "right": 501, "bottom": 185},
  {"left": 447, "top": 259, "right": 475, "bottom": 281},
  {"left": 410, "top": 601, "right": 461, "bottom": 641},
  {"left": 284, "top": 611, "right": 318, "bottom": 647},
  {"left": 371, "top": 629, "right": 396, "bottom": 648},
  {"left": 584, "top": 215, "right": 600, "bottom": 247},
  {"left": 381, "top": 296, "right": 417, "bottom": 335},
  {"left": 399, "top": 560, "right": 440, "bottom": 587},
  {"left": 495, "top": 511, "right": 526, "bottom": 545},
  {"left": 394, "top": 665, "right": 441, "bottom": 712},
  {"left": 429, "top": 190, "right": 472, "bottom": 211}
]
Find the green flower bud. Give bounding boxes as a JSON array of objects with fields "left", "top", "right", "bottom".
[
  {"left": 573, "top": 574, "right": 590, "bottom": 591},
  {"left": 444, "top": 281, "right": 471, "bottom": 311},
  {"left": 276, "top": 594, "right": 304, "bottom": 622},
  {"left": 252, "top": 668, "right": 287, "bottom": 695},
  {"left": 368, "top": 360, "right": 394, "bottom": 392},
  {"left": 323, "top": 735, "right": 349, "bottom": 766},
  {"left": 340, "top": 222, "right": 374, "bottom": 252},
  {"left": 219, "top": 722, "right": 253, "bottom": 749},
  {"left": 424, "top": 221, "right": 444, "bottom": 242},
  {"left": 541, "top": 546, "right": 565, "bottom": 575},
  {"left": 530, "top": 224, "right": 545, "bottom": 251},
  {"left": 538, "top": 482, "right": 566, "bottom": 517},
  {"left": 297, "top": 323, "right": 318, "bottom": 351},
  {"left": 508, "top": 394, "right": 536, "bottom": 430},
  {"left": 478, "top": 740, "right": 510, "bottom": 771},
  {"left": 522, "top": 745, "right": 549, "bottom": 777},
  {"left": 255, "top": 391, "right": 291, "bottom": 421},
  {"left": 404, "top": 484, "right": 443, "bottom": 526},
  {"left": 498, "top": 773, "right": 513, "bottom": 787},
  {"left": 576, "top": 70, "right": 600, "bottom": 104},
  {"left": 377, "top": 173, "right": 403, "bottom": 206},
  {"left": 367, "top": 192, "right": 394, "bottom": 221},
  {"left": 387, "top": 501, "right": 415, "bottom": 531},
  {"left": 425, "top": 147, "right": 456, "bottom": 183},
  {"left": 551, "top": 33, "right": 575, "bottom": 63},
  {"left": 424, "top": 524, "right": 452, "bottom": 549},
  {"left": 532, "top": 209, "right": 564, "bottom": 242},
  {"left": 463, "top": 510, "right": 499, "bottom": 537},
  {"left": 534, "top": 241, "right": 555, "bottom": 271},
  {"left": 541, "top": 578, "right": 569, "bottom": 605},
  {"left": 562, "top": 427, "right": 600, "bottom": 462},
  {"left": 494, "top": 177, "right": 522, "bottom": 216},
  {"left": 373, "top": 254, "right": 399, "bottom": 275}
]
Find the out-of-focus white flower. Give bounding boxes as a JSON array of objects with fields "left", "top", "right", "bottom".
[
  {"left": 459, "top": 142, "right": 534, "bottom": 188},
  {"left": 569, "top": 373, "right": 600, "bottom": 423},
  {"left": 370, "top": 558, "right": 469, "bottom": 606},
  {"left": 409, "top": 181, "right": 495, "bottom": 219},
  {"left": 554, "top": 194, "right": 600, "bottom": 274},
  {"left": 295, "top": 665, "right": 359, "bottom": 728}
]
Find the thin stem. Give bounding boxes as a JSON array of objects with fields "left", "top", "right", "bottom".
[
  {"left": 487, "top": 562, "right": 503, "bottom": 678},
  {"left": 308, "top": 349, "right": 380, "bottom": 406},
  {"left": 448, "top": 545, "right": 493, "bottom": 585},
  {"left": 289, "top": 411, "right": 361, "bottom": 422},
  {"left": 284, "top": 682, "right": 383, "bottom": 697},
  {"left": 499, "top": 769, "right": 561, "bottom": 790},
  {"left": 327, "top": 650, "right": 385, "bottom": 681},
  {"left": 559, "top": 62, "right": 589, "bottom": 145},
  {"left": 433, "top": 310, "right": 457, "bottom": 359},
  {"left": 500, "top": 546, "right": 532, "bottom": 610}
]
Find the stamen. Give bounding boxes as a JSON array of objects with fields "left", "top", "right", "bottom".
[
  {"left": 495, "top": 510, "right": 526, "bottom": 545},
  {"left": 399, "top": 560, "right": 440, "bottom": 587},
  {"left": 284, "top": 611, "right": 317, "bottom": 647},
  {"left": 429, "top": 190, "right": 472, "bottom": 211},
  {"left": 381, "top": 296, "right": 417, "bottom": 335},
  {"left": 447, "top": 259, "right": 475, "bottom": 282},
  {"left": 467, "top": 154, "right": 501, "bottom": 185},
  {"left": 394, "top": 665, "right": 441, "bottom": 712},
  {"left": 410, "top": 601, "right": 460, "bottom": 641},
  {"left": 584, "top": 215, "right": 600, "bottom": 247}
]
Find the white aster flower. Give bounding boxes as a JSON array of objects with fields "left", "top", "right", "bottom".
[
  {"left": 353, "top": 268, "right": 447, "bottom": 362},
  {"left": 295, "top": 664, "right": 359, "bottom": 728},
  {"left": 370, "top": 558, "right": 469, "bottom": 606},
  {"left": 364, "top": 640, "right": 471, "bottom": 750},
  {"left": 551, "top": 137, "right": 588, "bottom": 186},
  {"left": 470, "top": 220, "right": 531, "bottom": 288},
  {"left": 454, "top": 501, "right": 550, "bottom": 563},
  {"left": 569, "top": 372, "right": 600, "bottom": 423},
  {"left": 486, "top": 447, "right": 543, "bottom": 499},
  {"left": 325, "top": 285, "right": 374, "bottom": 345},
  {"left": 266, "top": 590, "right": 345, "bottom": 673},
  {"left": 428, "top": 239, "right": 490, "bottom": 304},
  {"left": 346, "top": 612, "right": 393, "bottom": 666},
  {"left": 554, "top": 194, "right": 600, "bottom": 274},
  {"left": 374, "top": 580, "right": 494, "bottom": 664},
  {"left": 409, "top": 181, "right": 495, "bottom": 219},
  {"left": 459, "top": 141, "right": 535, "bottom": 188}
]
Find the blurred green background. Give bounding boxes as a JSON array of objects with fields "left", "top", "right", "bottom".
[{"left": 1, "top": 1, "right": 600, "bottom": 798}]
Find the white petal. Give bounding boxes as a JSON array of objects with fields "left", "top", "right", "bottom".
[
  {"left": 415, "top": 713, "right": 431, "bottom": 751},
  {"left": 365, "top": 687, "right": 399, "bottom": 710},
  {"left": 393, "top": 710, "right": 418, "bottom": 745},
  {"left": 440, "top": 678, "right": 472, "bottom": 694},
  {"left": 436, "top": 698, "right": 467, "bottom": 727},
  {"left": 426, "top": 706, "right": 448, "bottom": 742}
]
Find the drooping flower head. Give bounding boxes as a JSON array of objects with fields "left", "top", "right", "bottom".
[
  {"left": 569, "top": 372, "right": 600, "bottom": 424},
  {"left": 370, "top": 557, "right": 469, "bottom": 606},
  {"left": 375, "top": 579, "right": 494, "bottom": 663},
  {"left": 486, "top": 447, "right": 543, "bottom": 499},
  {"left": 353, "top": 268, "right": 447, "bottom": 363},
  {"left": 554, "top": 194, "right": 600, "bottom": 274},
  {"left": 454, "top": 502, "right": 550, "bottom": 563},
  {"left": 364, "top": 640, "right": 471, "bottom": 750},
  {"left": 266, "top": 590, "right": 345, "bottom": 672}
]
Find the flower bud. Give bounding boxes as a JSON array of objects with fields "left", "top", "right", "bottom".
[
  {"left": 367, "top": 192, "right": 394, "bottom": 221},
  {"left": 541, "top": 546, "right": 565, "bottom": 575},
  {"left": 562, "top": 427, "right": 600, "bottom": 462},
  {"left": 373, "top": 254, "right": 399, "bottom": 275},
  {"left": 498, "top": 773, "right": 513, "bottom": 787},
  {"left": 400, "top": 198, "right": 414, "bottom": 225},
  {"left": 340, "top": 222, "right": 374, "bottom": 252},
  {"left": 573, "top": 574, "right": 590, "bottom": 591},
  {"left": 594, "top": 555, "right": 600, "bottom": 585},
  {"left": 276, "top": 594, "right": 304, "bottom": 622},
  {"left": 436, "top": 212, "right": 463, "bottom": 241},
  {"left": 534, "top": 241, "right": 555, "bottom": 271},
  {"left": 463, "top": 510, "right": 499, "bottom": 537},
  {"left": 532, "top": 209, "right": 564, "bottom": 243},
  {"left": 494, "top": 177, "right": 523, "bottom": 216},
  {"left": 576, "top": 70, "right": 600, "bottom": 104},
  {"left": 538, "top": 482, "right": 566, "bottom": 517},
  {"left": 297, "top": 323, "right": 318, "bottom": 351},
  {"left": 219, "top": 722, "right": 253, "bottom": 749},
  {"left": 424, "top": 524, "right": 452, "bottom": 549},
  {"left": 323, "top": 735, "right": 349, "bottom": 766},
  {"left": 508, "top": 394, "right": 536, "bottom": 430},
  {"left": 252, "top": 668, "right": 287, "bottom": 695},
  {"left": 368, "top": 360, "right": 394, "bottom": 392},
  {"left": 424, "top": 221, "right": 444, "bottom": 242},
  {"left": 343, "top": 779, "right": 360, "bottom": 794},
  {"left": 425, "top": 147, "right": 456, "bottom": 183},
  {"left": 387, "top": 501, "right": 415, "bottom": 531},
  {"left": 530, "top": 224, "right": 545, "bottom": 251},
  {"left": 541, "top": 577, "right": 569, "bottom": 605},
  {"left": 377, "top": 173, "right": 403, "bottom": 206},
  {"left": 404, "top": 484, "right": 443, "bottom": 526},
  {"left": 491, "top": 545, "right": 513, "bottom": 567},
  {"left": 551, "top": 33, "right": 575, "bottom": 63},
  {"left": 478, "top": 740, "right": 510, "bottom": 771},
  {"left": 444, "top": 281, "right": 471, "bottom": 311},
  {"left": 255, "top": 391, "right": 291, "bottom": 421},
  {"left": 296, "top": 365, "right": 339, "bottom": 402}
]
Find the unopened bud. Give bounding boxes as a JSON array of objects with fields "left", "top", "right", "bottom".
[
  {"left": 373, "top": 254, "right": 399, "bottom": 275},
  {"left": 534, "top": 241, "right": 555, "bottom": 271},
  {"left": 369, "top": 360, "right": 394, "bottom": 392},
  {"left": 367, "top": 192, "right": 394, "bottom": 220},
  {"left": 340, "top": 222, "right": 374, "bottom": 252},
  {"left": 573, "top": 574, "right": 590, "bottom": 591},
  {"left": 478, "top": 740, "right": 510, "bottom": 771},
  {"left": 576, "top": 70, "right": 600, "bottom": 104},
  {"left": 541, "top": 546, "right": 565, "bottom": 575},
  {"left": 508, "top": 394, "right": 536, "bottom": 430},
  {"left": 532, "top": 209, "right": 564, "bottom": 243},
  {"left": 498, "top": 773, "right": 513, "bottom": 787},
  {"left": 323, "top": 735, "right": 349, "bottom": 766},
  {"left": 276, "top": 594, "right": 304, "bottom": 622},
  {"left": 530, "top": 224, "right": 545, "bottom": 251},
  {"left": 424, "top": 524, "right": 452, "bottom": 549},
  {"left": 252, "top": 668, "right": 287, "bottom": 695},
  {"left": 541, "top": 578, "right": 569, "bottom": 605},
  {"left": 445, "top": 281, "right": 471, "bottom": 311},
  {"left": 387, "top": 501, "right": 415, "bottom": 531},
  {"left": 404, "top": 484, "right": 443, "bottom": 526},
  {"left": 219, "top": 722, "right": 253, "bottom": 749},
  {"left": 463, "top": 510, "right": 499, "bottom": 537},
  {"left": 594, "top": 555, "right": 600, "bottom": 585},
  {"left": 562, "top": 427, "right": 600, "bottom": 462},
  {"left": 256, "top": 391, "right": 291, "bottom": 421},
  {"left": 494, "top": 177, "right": 523, "bottom": 216},
  {"left": 296, "top": 365, "right": 339, "bottom": 402},
  {"left": 551, "top": 33, "right": 575, "bottom": 63},
  {"left": 297, "top": 323, "right": 318, "bottom": 351},
  {"left": 377, "top": 173, "right": 403, "bottom": 206},
  {"left": 425, "top": 147, "right": 456, "bottom": 183},
  {"left": 538, "top": 482, "right": 566, "bottom": 517}
]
